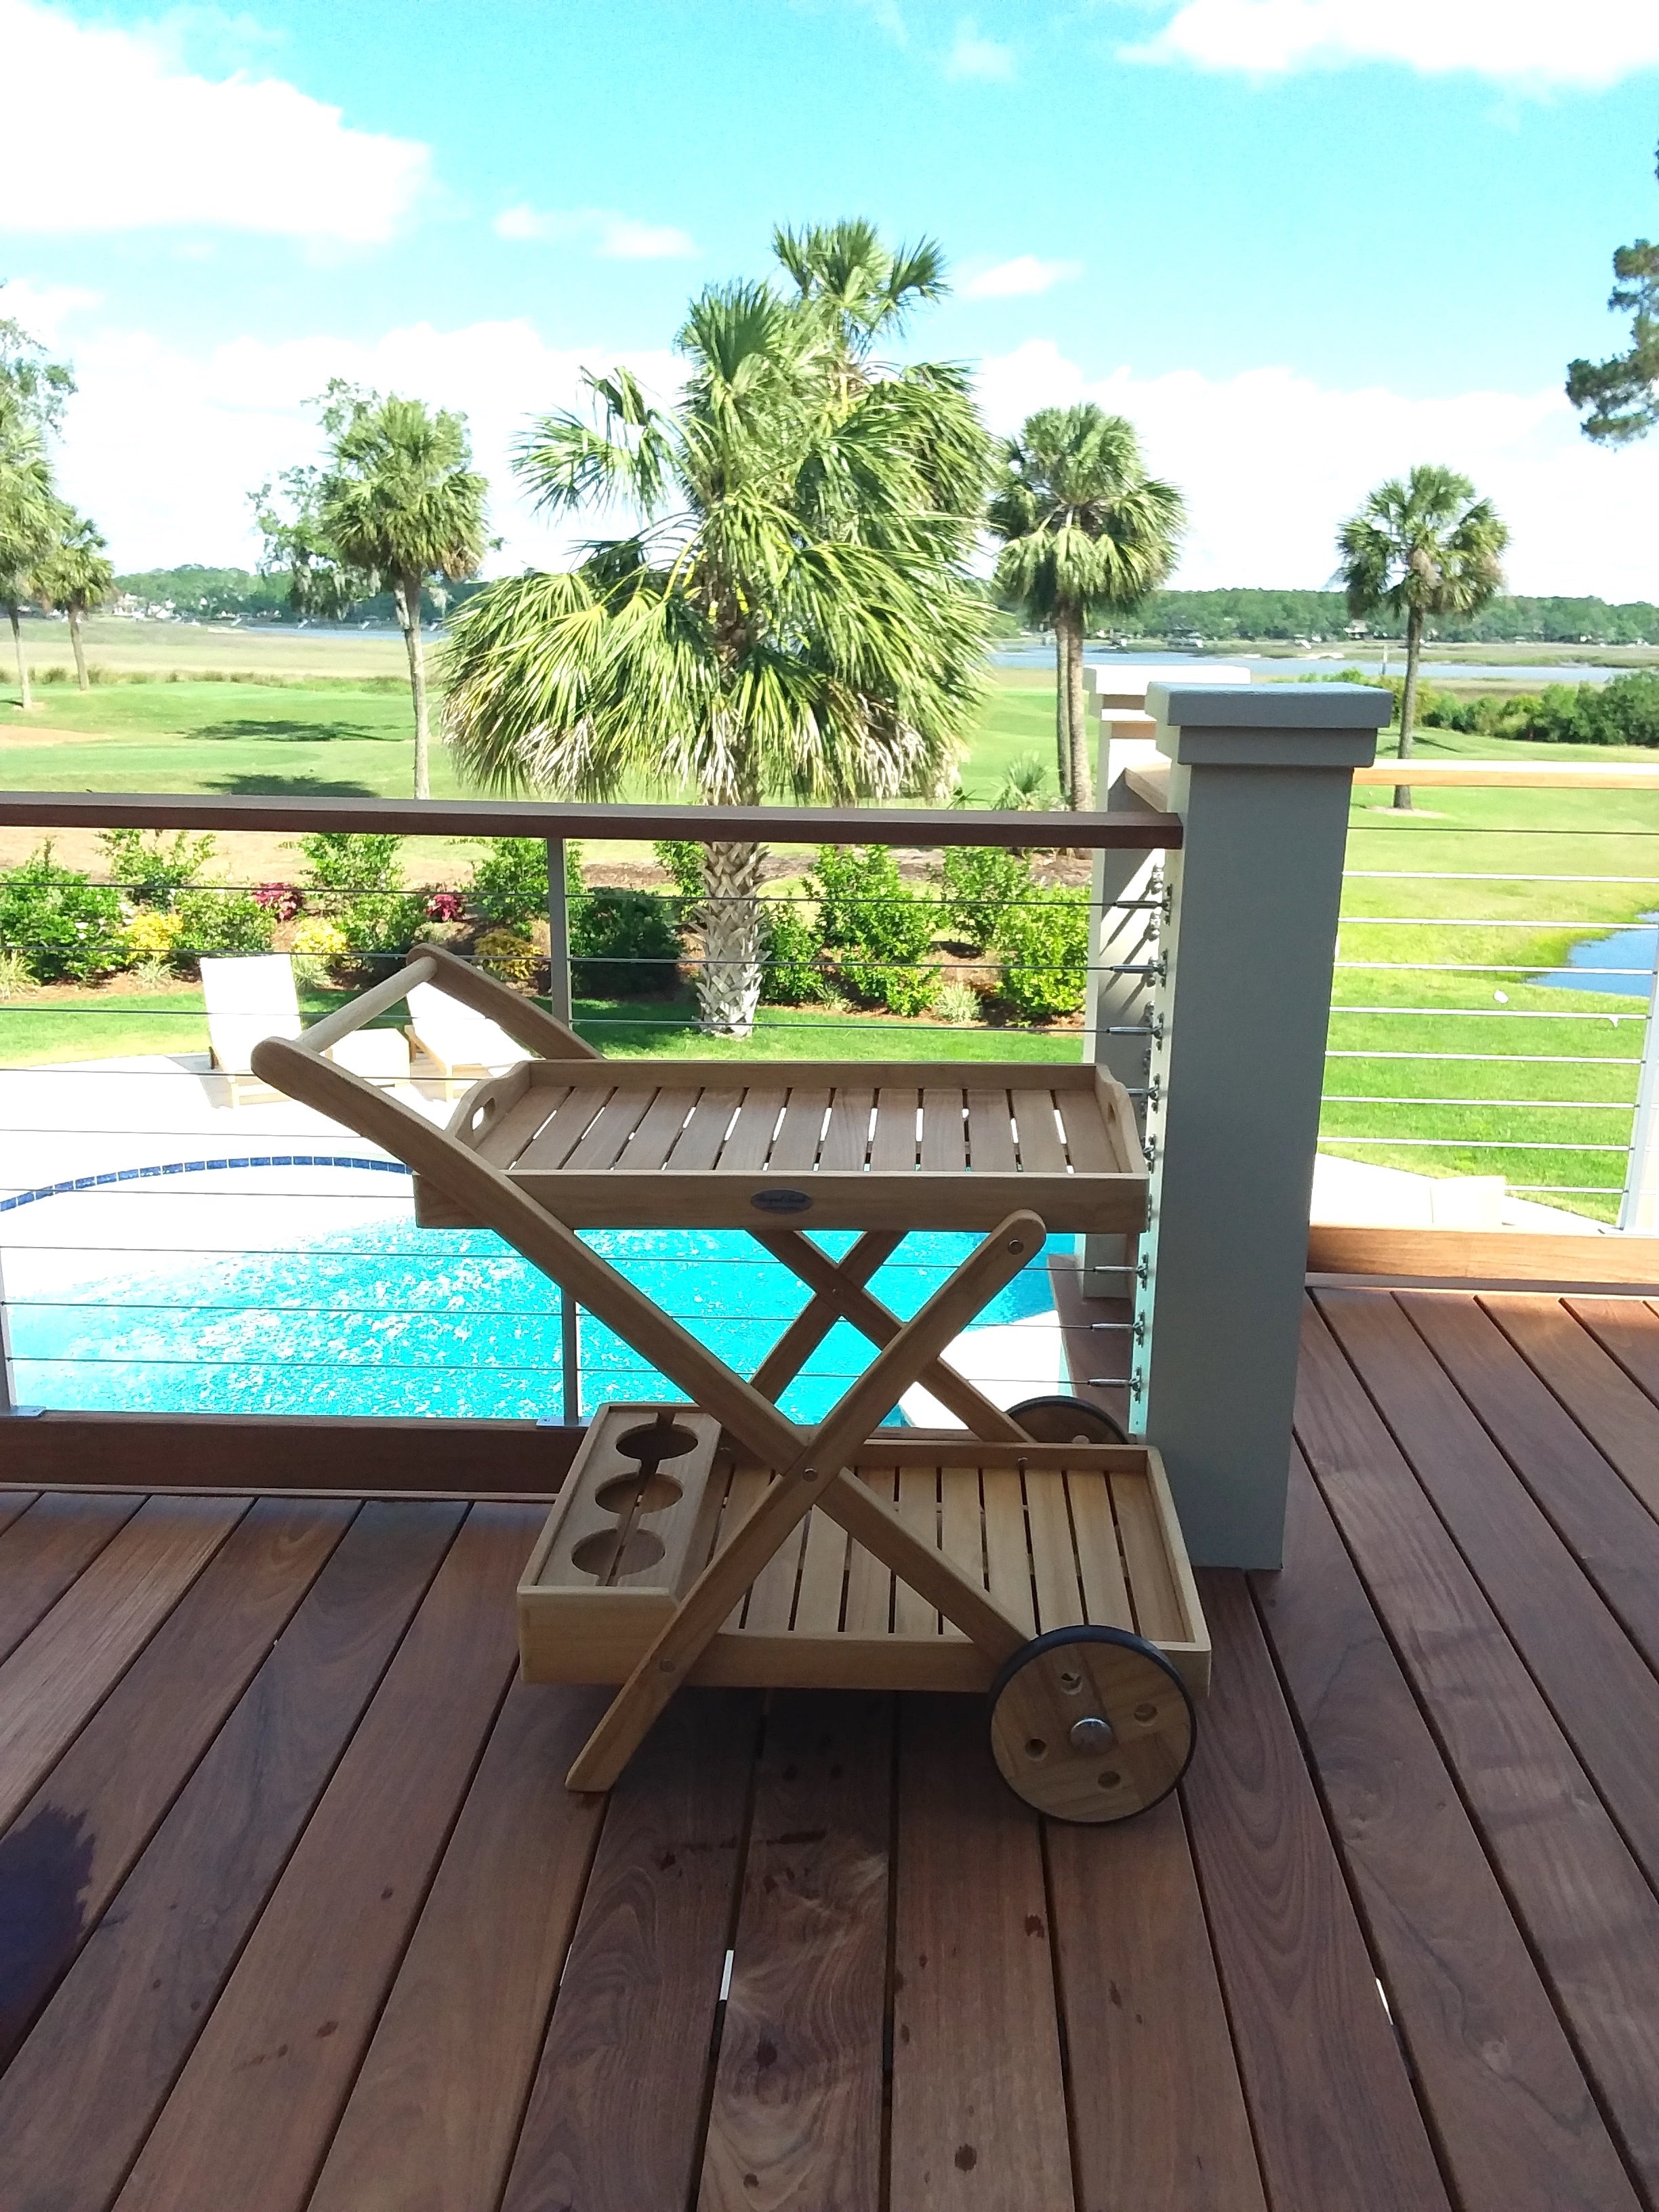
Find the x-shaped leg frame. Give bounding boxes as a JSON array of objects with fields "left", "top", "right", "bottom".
[
  {"left": 562, "top": 1211, "right": 1046, "bottom": 1789},
  {"left": 749, "top": 1228, "right": 1032, "bottom": 1443}
]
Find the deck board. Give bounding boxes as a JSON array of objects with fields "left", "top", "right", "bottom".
[{"left": 3, "top": 1286, "right": 1659, "bottom": 2209}]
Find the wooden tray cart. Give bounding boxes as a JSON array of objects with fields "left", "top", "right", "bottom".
[{"left": 255, "top": 946, "right": 1209, "bottom": 1824}]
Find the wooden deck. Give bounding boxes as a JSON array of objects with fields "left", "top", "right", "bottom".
[{"left": 3, "top": 1285, "right": 1659, "bottom": 2211}]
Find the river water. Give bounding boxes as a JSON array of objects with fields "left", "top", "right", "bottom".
[{"left": 990, "top": 647, "right": 1629, "bottom": 685}]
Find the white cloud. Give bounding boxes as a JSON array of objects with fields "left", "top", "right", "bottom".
[
  {"left": 492, "top": 205, "right": 699, "bottom": 260},
  {"left": 977, "top": 340, "right": 1659, "bottom": 600},
  {"left": 945, "top": 16, "right": 1015, "bottom": 79},
  {"left": 0, "top": 278, "right": 102, "bottom": 346},
  {"left": 0, "top": 0, "right": 428, "bottom": 241},
  {"left": 962, "top": 256, "right": 1083, "bottom": 300},
  {"left": 45, "top": 311, "right": 684, "bottom": 573},
  {"left": 1122, "top": 0, "right": 1659, "bottom": 89}
]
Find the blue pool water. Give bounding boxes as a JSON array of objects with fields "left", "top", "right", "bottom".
[
  {"left": 10, "top": 1222, "right": 1061, "bottom": 1423},
  {"left": 1533, "top": 914, "right": 1659, "bottom": 997}
]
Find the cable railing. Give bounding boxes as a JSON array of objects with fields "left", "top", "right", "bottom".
[
  {"left": 0, "top": 793, "right": 1172, "bottom": 1424},
  {"left": 1323, "top": 764, "right": 1659, "bottom": 1229}
]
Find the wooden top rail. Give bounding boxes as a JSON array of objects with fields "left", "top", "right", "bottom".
[
  {"left": 0, "top": 790, "right": 1182, "bottom": 850},
  {"left": 1353, "top": 759, "right": 1659, "bottom": 790}
]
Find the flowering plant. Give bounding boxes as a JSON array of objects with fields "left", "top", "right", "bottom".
[
  {"left": 254, "top": 882, "right": 305, "bottom": 920},
  {"left": 424, "top": 888, "right": 466, "bottom": 922}
]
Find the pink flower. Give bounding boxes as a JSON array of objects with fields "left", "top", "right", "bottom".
[
  {"left": 424, "top": 888, "right": 466, "bottom": 921},
  {"left": 254, "top": 882, "right": 304, "bottom": 920}
]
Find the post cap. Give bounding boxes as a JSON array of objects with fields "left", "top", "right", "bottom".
[{"left": 1149, "top": 682, "right": 1388, "bottom": 769}]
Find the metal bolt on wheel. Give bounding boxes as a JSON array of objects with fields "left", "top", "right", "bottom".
[{"left": 988, "top": 1624, "right": 1196, "bottom": 1824}]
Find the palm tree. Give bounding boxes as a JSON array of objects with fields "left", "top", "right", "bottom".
[
  {"left": 1337, "top": 466, "right": 1509, "bottom": 811},
  {"left": 773, "top": 217, "right": 946, "bottom": 396},
  {"left": 316, "top": 388, "right": 488, "bottom": 800},
  {"left": 32, "top": 506, "right": 113, "bottom": 691},
  {"left": 0, "top": 392, "right": 57, "bottom": 712},
  {"left": 443, "top": 268, "right": 989, "bottom": 1039},
  {"left": 989, "top": 407, "right": 1184, "bottom": 812}
]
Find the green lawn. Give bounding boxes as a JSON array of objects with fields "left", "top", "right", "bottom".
[
  {"left": 0, "top": 983, "right": 1078, "bottom": 1074},
  {"left": 0, "top": 665, "right": 1057, "bottom": 804}
]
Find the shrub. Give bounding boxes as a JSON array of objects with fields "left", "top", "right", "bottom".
[
  {"left": 171, "top": 886, "right": 276, "bottom": 966},
  {"left": 124, "top": 907, "right": 184, "bottom": 962},
  {"left": 935, "top": 978, "right": 982, "bottom": 1025},
  {"left": 993, "top": 886, "right": 1090, "bottom": 1022},
  {"left": 653, "top": 839, "right": 706, "bottom": 927},
  {"left": 993, "top": 755, "right": 1059, "bottom": 812},
  {"left": 291, "top": 915, "right": 348, "bottom": 987},
  {"left": 758, "top": 897, "right": 825, "bottom": 1004},
  {"left": 339, "top": 891, "right": 428, "bottom": 965},
  {"left": 813, "top": 845, "right": 941, "bottom": 1017},
  {"left": 423, "top": 888, "right": 466, "bottom": 922},
  {"left": 475, "top": 928, "right": 540, "bottom": 992},
  {"left": 939, "top": 845, "right": 1032, "bottom": 947},
  {"left": 0, "top": 845, "right": 127, "bottom": 982},
  {"left": 470, "top": 838, "right": 583, "bottom": 934},
  {"left": 253, "top": 882, "right": 305, "bottom": 920},
  {"left": 98, "top": 828, "right": 216, "bottom": 907},
  {"left": 293, "top": 832, "right": 406, "bottom": 904},
  {"left": 0, "top": 948, "right": 34, "bottom": 998},
  {"left": 1553, "top": 671, "right": 1659, "bottom": 747},
  {"left": 571, "top": 886, "right": 681, "bottom": 997}
]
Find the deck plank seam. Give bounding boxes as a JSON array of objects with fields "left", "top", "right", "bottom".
[
  {"left": 1294, "top": 1302, "right": 1659, "bottom": 2194},
  {"left": 294, "top": 1509, "right": 530, "bottom": 2212},
  {"left": 90, "top": 1501, "right": 474, "bottom": 2209},
  {"left": 1033, "top": 1813, "right": 1091, "bottom": 2212},
  {"left": 0, "top": 1496, "right": 365, "bottom": 2074},
  {"left": 1175, "top": 1576, "right": 1369, "bottom": 2212},
  {"left": 1311, "top": 1290, "right": 1659, "bottom": 1912},
  {"left": 1242, "top": 1559, "right": 1492, "bottom": 2212},
  {"left": 1394, "top": 1294, "right": 1659, "bottom": 1690},
  {"left": 1506, "top": 1296, "right": 1659, "bottom": 1534},
  {"left": 676, "top": 1692, "right": 768, "bottom": 2212}
]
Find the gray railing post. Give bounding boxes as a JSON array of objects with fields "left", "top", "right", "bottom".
[
  {"left": 1132, "top": 682, "right": 1386, "bottom": 1567},
  {"left": 546, "top": 837, "right": 573, "bottom": 1027}
]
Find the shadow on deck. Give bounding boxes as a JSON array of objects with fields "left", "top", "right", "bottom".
[{"left": 1, "top": 1286, "right": 1658, "bottom": 2211}]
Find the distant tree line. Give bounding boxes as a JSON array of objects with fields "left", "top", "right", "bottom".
[
  {"left": 1106, "top": 588, "right": 1659, "bottom": 646},
  {"left": 111, "top": 562, "right": 489, "bottom": 628}
]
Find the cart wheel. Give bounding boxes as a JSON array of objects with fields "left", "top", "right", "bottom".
[
  {"left": 1007, "top": 1394, "right": 1127, "bottom": 1445},
  {"left": 988, "top": 1624, "right": 1195, "bottom": 1824}
]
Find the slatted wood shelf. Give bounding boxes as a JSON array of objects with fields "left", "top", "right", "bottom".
[
  {"left": 516, "top": 1404, "right": 1209, "bottom": 1697},
  {"left": 414, "top": 1059, "right": 1149, "bottom": 1233}
]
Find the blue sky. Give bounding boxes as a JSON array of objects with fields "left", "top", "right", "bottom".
[{"left": 5, "top": 0, "right": 1659, "bottom": 592}]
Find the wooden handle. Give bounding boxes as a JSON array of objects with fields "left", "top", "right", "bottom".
[{"left": 413, "top": 943, "right": 600, "bottom": 1061}]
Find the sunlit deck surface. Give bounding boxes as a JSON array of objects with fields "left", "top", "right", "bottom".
[{"left": 3, "top": 1284, "right": 1659, "bottom": 2211}]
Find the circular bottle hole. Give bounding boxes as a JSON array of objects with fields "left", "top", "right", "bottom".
[
  {"left": 1132, "top": 1700, "right": 1158, "bottom": 1724},
  {"left": 616, "top": 1421, "right": 699, "bottom": 1464},
  {"left": 1025, "top": 1737, "right": 1048, "bottom": 1761},
  {"left": 1097, "top": 1769, "right": 1122, "bottom": 1790},
  {"left": 571, "top": 1527, "right": 667, "bottom": 1580},
  {"left": 594, "top": 1471, "right": 684, "bottom": 1515}
]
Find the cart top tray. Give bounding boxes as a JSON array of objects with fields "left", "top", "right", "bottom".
[{"left": 417, "top": 1057, "right": 1149, "bottom": 1233}]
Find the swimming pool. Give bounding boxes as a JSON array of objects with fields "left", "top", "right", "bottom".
[{"left": 8, "top": 1212, "right": 1063, "bottom": 1424}]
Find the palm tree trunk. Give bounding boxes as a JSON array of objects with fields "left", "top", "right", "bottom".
[
  {"left": 1053, "top": 624, "right": 1071, "bottom": 805},
  {"left": 698, "top": 839, "right": 768, "bottom": 1038},
  {"left": 69, "top": 607, "right": 89, "bottom": 693},
  {"left": 396, "top": 574, "right": 430, "bottom": 801},
  {"left": 7, "top": 607, "right": 30, "bottom": 712},
  {"left": 1394, "top": 607, "right": 1423, "bottom": 811},
  {"left": 1062, "top": 606, "right": 1092, "bottom": 812}
]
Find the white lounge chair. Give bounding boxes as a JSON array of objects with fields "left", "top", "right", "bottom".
[
  {"left": 200, "top": 954, "right": 303, "bottom": 1106},
  {"left": 406, "top": 977, "right": 533, "bottom": 1099},
  {"left": 327, "top": 1027, "right": 413, "bottom": 1086}
]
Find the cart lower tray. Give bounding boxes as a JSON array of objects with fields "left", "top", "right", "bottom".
[{"left": 517, "top": 1403, "right": 1209, "bottom": 1698}]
